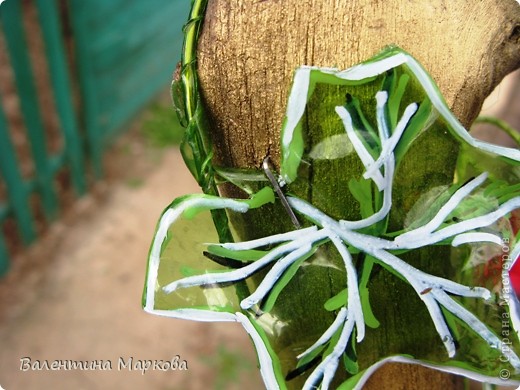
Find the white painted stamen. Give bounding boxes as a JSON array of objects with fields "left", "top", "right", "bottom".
[
  {"left": 396, "top": 197, "right": 520, "bottom": 250},
  {"left": 375, "top": 91, "right": 390, "bottom": 141},
  {"left": 335, "top": 106, "right": 386, "bottom": 190},
  {"left": 371, "top": 249, "right": 456, "bottom": 356},
  {"left": 240, "top": 236, "right": 324, "bottom": 309},
  {"left": 426, "top": 275, "right": 491, "bottom": 300},
  {"left": 340, "top": 156, "right": 394, "bottom": 230},
  {"left": 327, "top": 231, "right": 365, "bottom": 341},
  {"left": 433, "top": 289, "right": 520, "bottom": 369},
  {"left": 364, "top": 102, "right": 418, "bottom": 179},
  {"left": 297, "top": 308, "right": 348, "bottom": 360},
  {"left": 452, "top": 232, "right": 503, "bottom": 247},
  {"left": 163, "top": 231, "right": 320, "bottom": 293},
  {"left": 395, "top": 173, "right": 488, "bottom": 244},
  {"left": 219, "top": 226, "right": 317, "bottom": 251},
  {"left": 303, "top": 314, "right": 356, "bottom": 390}
]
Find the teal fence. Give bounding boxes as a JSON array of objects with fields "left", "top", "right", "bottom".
[{"left": 0, "top": 0, "right": 190, "bottom": 274}]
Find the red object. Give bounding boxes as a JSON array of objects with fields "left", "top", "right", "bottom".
[
  {"left": 508, "top": 210, "right": 520, "bottom": 297},
  {"left": 510, "top": 260, "right": 520, "bottom": 297}
]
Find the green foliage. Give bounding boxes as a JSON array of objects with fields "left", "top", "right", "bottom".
[{"left": 141, "top": 102, "right": 184, "bottom": 148}]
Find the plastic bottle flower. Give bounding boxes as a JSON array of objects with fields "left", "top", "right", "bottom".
[
  {"left": 142, "top": 6, "right": 520, "bottom": 388},
  {"left": 143, "top": 45, "right": 520, "bottom": 389}
]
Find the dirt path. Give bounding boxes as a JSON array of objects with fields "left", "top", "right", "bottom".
[{"left": 0, "top": 148, "right": 263, "bottom": 390}]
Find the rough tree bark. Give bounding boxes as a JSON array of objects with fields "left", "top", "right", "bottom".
[{"left": 196, "top": 1, "right": 520, "bottom": 388}]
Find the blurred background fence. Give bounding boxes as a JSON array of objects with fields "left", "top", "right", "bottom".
[{"left": 0, "top": 0, "right": 190, "bottom": 274}]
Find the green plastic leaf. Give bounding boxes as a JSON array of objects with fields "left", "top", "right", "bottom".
[
  {"left": 324, "top": 288, "right": 348, "bottom": 312},
  {"left": 206, "top": 245, "right": 267, "bottom": 262},
  {"left": 343, "top": 335, "right": 359, "bottom": 375}
]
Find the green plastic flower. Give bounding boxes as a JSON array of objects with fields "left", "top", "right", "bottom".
[{"left": 143, "top": 2, "right": 520, "bottom": 388}]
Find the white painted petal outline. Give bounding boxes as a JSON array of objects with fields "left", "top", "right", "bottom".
[
  {"left": 282, "top": 67, "right": 311, "bottom": 151},
  {"left": 350, "top": 355, "right": 520, "bottom": 390},
  {"left": 280, "top": 51, "right": 520, "bottom": 182},
  {"left": 144, "top": 195, "right": 250, "bottom": 314},
  {"left": 236, "top": 312, "right": 281, "bottom": 390}
]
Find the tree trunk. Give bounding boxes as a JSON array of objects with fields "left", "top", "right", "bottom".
[{"left": 196, "top": 1, "right": 520, "bottom": 388}]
